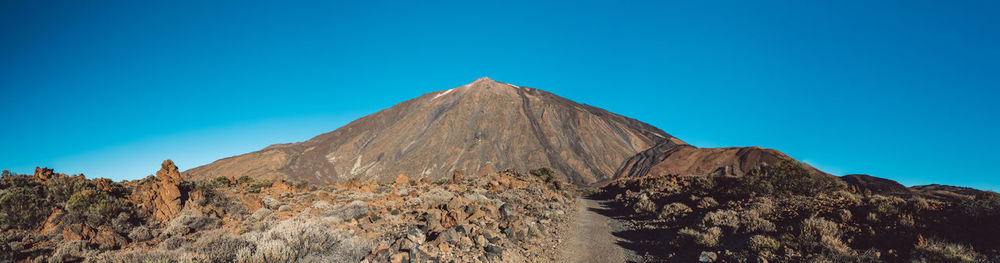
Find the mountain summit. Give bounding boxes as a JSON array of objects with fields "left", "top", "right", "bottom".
[{"left": 185, "top": 78, "right": 680, "bottom": 185}]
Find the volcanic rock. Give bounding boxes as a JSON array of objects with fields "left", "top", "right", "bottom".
[{"left": 131, "top": 160, "right": 186, "bottom": 222}]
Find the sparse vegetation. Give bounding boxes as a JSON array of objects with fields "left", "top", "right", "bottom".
[
  {"left": 911, "top": 236, "right": 980, "bottom": 263},
  {"left": 246, "top": 179, "right": 273, "bottom": 193},
  {"left": 602, "top": 161, "right": 1000, "bottom": 262}
]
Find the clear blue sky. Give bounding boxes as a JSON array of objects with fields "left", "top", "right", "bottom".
[{"left": 1, "top": 1, "right": 997, "bottom": 190}]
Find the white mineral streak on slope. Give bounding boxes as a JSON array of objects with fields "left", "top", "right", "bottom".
[{"left": 433, "top": 88, "right": 455, "bottom": 99}]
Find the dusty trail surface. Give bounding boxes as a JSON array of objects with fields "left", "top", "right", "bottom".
[{"left": 562, "top": 198, "right": 626, "bottom": 263}]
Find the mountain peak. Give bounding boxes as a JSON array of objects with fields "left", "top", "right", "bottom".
[{"left": 466, "top": 77, "right": 516, "bottom": 89}]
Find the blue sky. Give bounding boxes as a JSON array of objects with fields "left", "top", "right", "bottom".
[{"left": 1, "top": 1, "right": 997, "bottom": 190}]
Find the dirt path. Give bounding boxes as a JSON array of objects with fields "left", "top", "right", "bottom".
[{"left": 561, "top": 198, "right": 626, "bottom": 263}]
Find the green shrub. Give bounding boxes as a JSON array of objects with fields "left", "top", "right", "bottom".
[
  {"left": 0, "top": 172, "right": 36, "bottom": 189},
  {"left": 65, "top": 189, "right": 128, "bottom": 227},
  {"left": 247, "top": 180, "right": 274, "bottom": 193},
  {"left": 45, "top": 175, "right": 92, "bottom": 204},
  {"left": 530, "top": 167, "right": 560, "bottom": 183},
  {"left": 237, "top": 176, "right": 254, "bottom": 185},
  {"left": 212, "top": 176, "right": 231, "bottom": 187},
  {"left": 0, "top": 187, "right": 50, "bottom": 230}
]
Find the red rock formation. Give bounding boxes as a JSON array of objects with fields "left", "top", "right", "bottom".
[
  {"left": 34, "top": 167, "right": 54, "bottom": 182},
  {"left": 131, "top": 160, "right": 186, "bottom": 223}
]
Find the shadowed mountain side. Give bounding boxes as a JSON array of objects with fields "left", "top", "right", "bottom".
[
  {"left": 613, "top": 140, "right": 828, "bottom": 179},
  {"left": 841, "top": 174, "right": 913, "bottom": 196},
  {"left": 185, "top": 78, "right": 678, "bottom": 186}
]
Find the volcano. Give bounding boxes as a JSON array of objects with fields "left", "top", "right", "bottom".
[{"left": 185, "top": 77, "right": 680, "bottom": 185}]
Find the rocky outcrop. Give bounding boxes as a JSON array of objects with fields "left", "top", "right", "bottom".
[
  {"left": 185, "top": 77, "right": 677, "bottom": 186},
  {"left": 131, "top": 160, "right": 187, "bottom": 223}
]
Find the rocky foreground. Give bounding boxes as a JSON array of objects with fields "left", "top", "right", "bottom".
[
  {"left": 0, "top": 161, "right": 576, "bottom": 262},
  {"left": 598, "top": 161, "right": 1000, "bottom": 262}
]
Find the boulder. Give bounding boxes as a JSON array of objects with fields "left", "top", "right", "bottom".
[{"left": 395, "top": 174, "right": 410, "bottom": 185}]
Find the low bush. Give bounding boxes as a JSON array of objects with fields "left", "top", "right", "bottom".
[
  {"left": 163, "top": 213, "right": 221, "bottom": 237},
  {"left": 678, "top": 227, "right": 722, "bottom": 247},
  {"left": 45, "top": 175, "right": 91, "bottom": 205},
  {"left": 333, "top": 200, "right": 369, "bottom": 220},
  {"left": 128, "top": 226, "right": 153, "bottom": 242},
  {"left": 632, "top": 193, "right": 657, "bottom": 215},
  {"left": 64, "top": 189, "right": 130, "bottom": 227},
  {"left": 911, "top": 236, "right": 980, "bottom": 263},
  {"left": 239, "top": 218, "right": 371, "bottom": 262},
  {"left": 799, "top": 216, "right": 851, "bottom": 255},
  {"left": 748, "top": 234, "right": 781, "bottom": 252},
  {"left": 90, "top": 249, "right": 197, "bottom": 263},
  {"left": 658, "top": 202, "right": 692, "bottom": 220},
  {"left": 192, "top": 230, "right": 255, "bottom": 263},
  {"left": 212, "top": 176, "right": 231, "bottom": 187},
  {"left": 529, "top": 167, "right": 558, "bottom": 183},
  {"left": 701, "top": 209, "right": 740, "bottom": 232},
  {"left": 0, "top": 187, "right": 50, "bottom": 230},
  {"left": 247, "top": 180, "right": 273, "bottom": 193},
  {"left": 700, "top": 209, "right": 774, "bottom": 234}
]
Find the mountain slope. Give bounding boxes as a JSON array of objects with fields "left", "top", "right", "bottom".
[
  {"left": 185, "top": 77, "right": 678, "bottom": 185},
  {"left": 613, "top": 140, "right": 828, "bottom": 179}
]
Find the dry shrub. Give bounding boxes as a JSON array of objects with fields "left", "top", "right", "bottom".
[
  {"left": 800, "top": 216, "right": 851, "bottom": 255},
  {"left": 90, "top": 248, "right": 197, "bottom": 263},
  {"left": 748, "top": 235, "right": 781, "bottom": 252},
  {"left": 700, "top": 209, "right": 774, "bottom": 234},
  {"left": 633, "top": 193, "right": 657, "bottom": 215},
  {"left": 238, "top": 218, "right": 371, "bottom": 262},
  {"left": 658, "top": 202, "right": 692, "bottom": 220},
  {"left": 191, "top": 230, "right": 255, "bottom": 263},
  {"left": 678, "top": 227, "right": 722, "bottom": 247},
  {"left": 911, "top": 236, "right": 980, "bottom": 263},
  {"left": 701, "top": 209, "right": 740, "bottom": 232},
  {"left": 162, "top": 212, "right": 221, "bottom": 237},
  {"left": 333, "top": 200, "right": 368, "bottom": 220}
]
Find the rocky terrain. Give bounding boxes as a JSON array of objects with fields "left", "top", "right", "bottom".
[
  {"left": 0, "top": 161, "right": 576, "bottom": 262},
  {"left": 598, "top": 160, "right": 1000, "bottom": 262},
  {"left": 4, "top": 77, "right": 998, "bottom": 263},
  {"left": 185, "top": 77, "right": 679, "bottom": 186}
]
